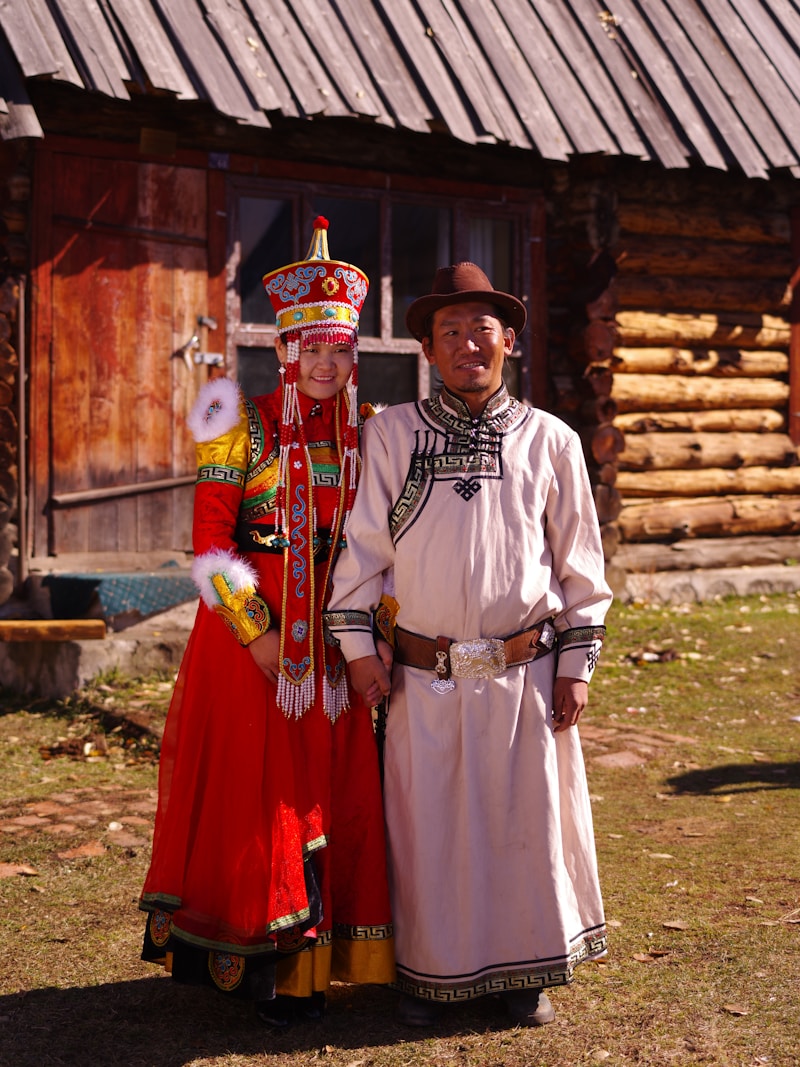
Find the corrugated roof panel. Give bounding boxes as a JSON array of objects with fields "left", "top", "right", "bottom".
[
  {"left": 244, "top": 0, "right": 350, "bottom": 118},
  {"left": 151, "top": 0, "right": 270, "bottom": 124},
  {"left": 638, "top": 0, "right": 771, "bottom": 177},
  {"left": 200, "top": 0, "right": 292, "bottom": 114},
  {"left": 759, "top": 0, "right": 800, "bottom": 101},
  {"left": 0, "top": 28, "right": 45, "bottom": 138},
  {"left": 451, "top": 0, "right": 572, "bottom": 157},
  {"left": 608, "top": 0, "right": 732, "bottom": 172},
  {"left": 333, "top": 0, "right": 432, "bottom": 131},
  {"left": 414, "top": 0, "right": 532, "bottom": 147},
  {"left": 46, "top": 0, "right": 132, "bottom": 98},
  {"left": 105, "top": 0, "right": 197, "bottom": 99},
  {"left": 372, "top": 0, "right": 482, "bottom": 145},
  {"left": 0, "top": 0, "right": 799, "bottom": 178},
  {"left": 1, "top": 0, "right": 83, "bottom": 85},
  {"left": 283, "top": 0, "right": 387, "bottom": 120},
  {"left": 565, "top": 0, "right": 692, "bottom": 169},
  {"left": 665, "top": 0, "right": 797, "bottom": 166},
  {"left": 490, "top": 0, "right": 625, "bottom": 155},
  {"left": 523, "top": 0, "right": 650, "bottom": 160},
  {"left": 697, "top": 0, "right": 800, "bottom": 161}
]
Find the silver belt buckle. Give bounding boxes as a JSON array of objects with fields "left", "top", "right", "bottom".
[{"left": 449, "top": 638, "right": 507, "bottom": 679}]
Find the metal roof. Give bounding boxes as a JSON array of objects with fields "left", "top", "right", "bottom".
[{"left": 1, "top": 0, "right": 799, "bottom": 178}]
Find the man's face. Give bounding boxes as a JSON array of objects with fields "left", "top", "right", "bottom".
[{"left": 421, "top": 301, "right": 514, "bottom": 413}]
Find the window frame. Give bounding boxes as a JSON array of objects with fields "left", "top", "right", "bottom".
[{"left": 226, "top": 173, "right": 545, "bottom": 404}]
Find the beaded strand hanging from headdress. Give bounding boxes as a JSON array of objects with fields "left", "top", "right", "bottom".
[{"left": 262, "top": 217, "right": 368, "bottom": 721}]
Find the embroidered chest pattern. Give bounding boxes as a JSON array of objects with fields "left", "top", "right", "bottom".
[{"left": 390, "top": 406, "right": 516, "bottom": 540}]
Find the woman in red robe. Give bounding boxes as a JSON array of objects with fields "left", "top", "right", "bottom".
[{"left": 139, "top": 218, "right": 394, "bottom": 1026}]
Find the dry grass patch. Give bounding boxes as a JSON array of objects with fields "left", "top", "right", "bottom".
[{"left": 1, "top": 595, "right": 799, "bottom": 1066}]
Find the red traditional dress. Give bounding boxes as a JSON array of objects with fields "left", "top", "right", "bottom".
[{"left": 140, "top": 376, "right": 394, "bottom": 1002}]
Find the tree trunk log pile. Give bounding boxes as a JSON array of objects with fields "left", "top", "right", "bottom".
[
  {"left": 570, "top": 171, "right": 800, "bottom": 590},
  {"left": 614, "top": 197, "right": 798, "bottom": 565}
]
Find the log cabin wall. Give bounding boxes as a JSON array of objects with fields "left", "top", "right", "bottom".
[
  {"left": 580, "top": 163, "right": 800, "bottom": 602},
  {"left": 545, "top": 162, "right": 626, "bottom": 593},
  {"left": 0, "top": 143, "right": 31, "bottom": 604}
]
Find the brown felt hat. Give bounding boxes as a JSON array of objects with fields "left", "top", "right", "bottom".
[{"left": 405, "top": 262, "right": 527, "bottom": 341}]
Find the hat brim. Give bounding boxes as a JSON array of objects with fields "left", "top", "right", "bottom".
[{"left": 405, "top": 289, "right": 527, "bottom": 342}]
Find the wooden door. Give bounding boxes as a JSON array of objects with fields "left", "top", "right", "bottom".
[{"left": 29, "top": 144, "right": 211, "bottom": 561}]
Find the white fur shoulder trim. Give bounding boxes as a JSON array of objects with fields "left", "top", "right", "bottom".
[
  {"left": 191, "top": 547, "right": 258, "bottom": 608},
  {"left": 187, "top": 377, "right": 243, "bottom": 443}
]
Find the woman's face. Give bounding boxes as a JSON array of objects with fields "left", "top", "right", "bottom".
[{"left": 275, "top": 337, "right": 355, "bottom": 400}]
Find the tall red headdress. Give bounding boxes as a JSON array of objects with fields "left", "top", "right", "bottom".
[{"left": 261, "top": 217, "right": 368, "bottom": 721}]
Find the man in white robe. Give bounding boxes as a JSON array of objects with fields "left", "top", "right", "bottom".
[{"left": 325, "top": 263, "right": 612, "bottom": 1028}]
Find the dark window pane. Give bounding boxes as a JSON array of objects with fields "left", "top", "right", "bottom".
[
  {"left": 240, "top": 198, "right": 293, "bottom": 324},
  {"left": 237, "top": 346, "right": 282, "bottom": 399},
  {"left": 468, "top": 217, "right": 513, "bottom": 295},
  {"left": 392, "top": 204, "right": 451, "bottom": 337},
  {"left": 312, "top": 196, "right": 380, "bottom": 337},
  {"left": 358, "top": 352, "right": 419, "bottom": 407}
]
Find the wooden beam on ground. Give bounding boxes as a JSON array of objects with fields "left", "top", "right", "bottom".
[{"left": 0, "top": 619, "right": 106, "bottom": 642}]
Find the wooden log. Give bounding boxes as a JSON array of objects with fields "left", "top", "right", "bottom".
[
  {"left": 600, "top": 521, "right": 621, "bottom": 561},
  {"left": 594, "top": 484, "right": 622, "bottom": 523},
  {"left": 585, "top": 423, "right": 626, "bottom": 465},
  {"left": 582, "top": 320, "right": 617, "bottom": 363},
  {"left": 612, "top": 374, "right": 788, "bottom": 412},
  {"left": 584, "top": 364, "right": 613, "bottom": 397},
  {"left": 615, "top": 274, "right": 791, "bottom": 314},
  {"left": 611, "top": 347, "right": 789, "bottom": 377},
  {"left": 0, "top": 619, "right": 107, "bottom": 641},
  {"left": 597, "top": 463, "right": 617, "bottom": 486},
  {"left": 618, "top": 431, "right": 798, "bottom": 471},
  {"left": 616, "top": 234, "right": 792, "bottom": 279},
  {"left": 581, "top": 395, "right": 618, "bottom": 424},
  {"left": 618, "top": 495, "right": 800, "bottom": 541},
  {"left": 616, "top": 201, "right": 790, "bottom": 244},
  {"left": 617, "top": 311, "right": 790, "bottom": 349},
  {"left": 615, "top": 409, "right": 785, "bottom": 433},
  {"left": 617, "top": 466, "right": 800, "bottom": 497},
  {"left": 613, "top": 534, "right": 800, "bottom": 572},
  {"left": 585, "top": 287, "right": 618, "bottom": 321}
]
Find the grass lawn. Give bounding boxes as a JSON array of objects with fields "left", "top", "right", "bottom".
[{"left": 1, "top": 593, "right": 798, "bottom": 1066}]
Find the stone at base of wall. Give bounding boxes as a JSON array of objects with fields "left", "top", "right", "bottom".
[
  {"left": 0, "top": 601, "right": 198, "bottom": 700},
  {"left": 621, "top": 564, "right": 800, "bottom": 605}
]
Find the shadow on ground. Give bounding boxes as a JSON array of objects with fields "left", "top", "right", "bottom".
[
  {"left": 0, "top": 976, "right": 521, "bottom": 1066},
  {"left": 667, "top": 760, "right": 800, "bottom": 795}
]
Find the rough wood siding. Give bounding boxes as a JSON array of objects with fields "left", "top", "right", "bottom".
[
  {"left": 609, "top": 168, "right": 800, "bottom": 576},
  {"left": 545, "top": 164, "right": 624, "bottom": 576},
  {"left": 29, "top": 145, "right": 204, "bottom": 560},
  {"left": 0, "top": 144, "right": 30, "bottom": 603}
]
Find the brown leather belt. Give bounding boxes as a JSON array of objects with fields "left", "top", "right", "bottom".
[{"left": 394, "top": 618, "right": 556, "bottom": 681}]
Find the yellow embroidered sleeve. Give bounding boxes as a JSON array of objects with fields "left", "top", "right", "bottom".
[{"left": 210, "top": 572, "right": 271, "bottom": 646}]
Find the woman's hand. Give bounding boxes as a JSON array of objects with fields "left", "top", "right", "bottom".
[{"left": 249, "top": 629, "right": 281, "bottom": 685}]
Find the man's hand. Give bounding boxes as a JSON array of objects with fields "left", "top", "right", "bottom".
[
  {"left": 249, "top": 629, "right": 281, "bottom": 685},
  {"left": 349, "top": 652, "right": 392, "bottom": 707},
  {"left": 553, "top": 676, "right": 588, "bottom": 732}
]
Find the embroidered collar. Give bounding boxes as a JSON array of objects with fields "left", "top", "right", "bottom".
[
  {"left": 438, "top": 384, "right": 513, "bottom": 422},
  {"left": 424, "top": 384, "right": 526, "bottom": 436}
]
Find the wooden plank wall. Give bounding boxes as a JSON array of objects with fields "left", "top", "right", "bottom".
[{"left": 0, "top": 143, "right": 30, "bottom": 602}]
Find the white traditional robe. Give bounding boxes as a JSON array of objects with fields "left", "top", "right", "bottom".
[{"left": 328, "top": 385, "right": 612, "bottom": 1001}]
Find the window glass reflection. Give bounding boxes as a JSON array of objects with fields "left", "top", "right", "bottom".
[
  {"left": 240, "top": 198, "right": 293, "bottom": 324},
  {"left": 468, "top": 217, "right": 512, "bottom": 295},
  {"left": 237, "top": 346, "right": 281, "bottom": 398},
  {"left": 312, "top": 196, "right": 380, "bottom": 337},
  {"left": 392, "top": 204, "right": 451, "bottom": 337}
]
